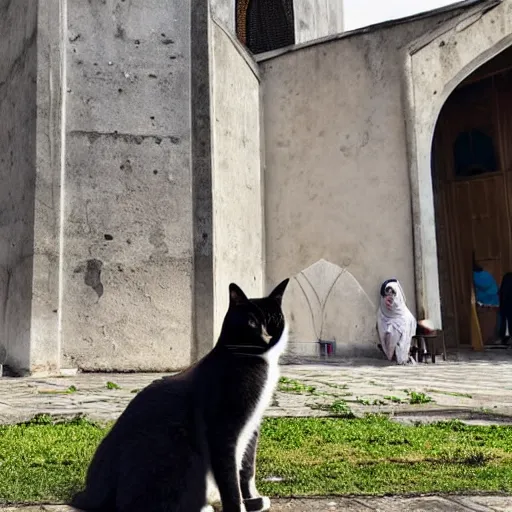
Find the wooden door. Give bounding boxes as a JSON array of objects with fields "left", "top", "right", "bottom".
[
  {"left": 433, "top": 72, "right": 512, "bottom": 347},
  {"left": 445, "top": 175, "right": 510, "bottom": 345}
]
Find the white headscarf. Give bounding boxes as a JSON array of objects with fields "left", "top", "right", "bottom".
[
  {"left": 379, "top": 280, "right": 409, "bottom": 323},
  {"left": 377, "top": 279, "right": 417, "bottom": 364}
]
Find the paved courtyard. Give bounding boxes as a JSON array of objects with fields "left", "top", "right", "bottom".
[
  {"left": 1, "top": 355, "right": 512, "bottom": 510},
  {"left": 1, "top": 355, "right": 512, "bottom": 425}
]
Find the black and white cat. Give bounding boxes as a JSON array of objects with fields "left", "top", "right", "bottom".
[{"left": 71, "top": 278, "right": 289, "bottom": 512}]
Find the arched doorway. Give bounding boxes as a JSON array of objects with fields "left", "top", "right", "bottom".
[{"left": 432, "top": 46, "right": 512, "bottom": 348}]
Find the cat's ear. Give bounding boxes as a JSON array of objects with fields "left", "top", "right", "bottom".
[
  {"left": 229, "top": 283, "right": 249, "bottom": 306},
  {"left": 268, "top": 278, "right": 289, "bottom": 305}
]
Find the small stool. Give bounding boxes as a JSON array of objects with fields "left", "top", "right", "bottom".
[{"left": 412, "top": 331, "right": 446, "bottom": 363}]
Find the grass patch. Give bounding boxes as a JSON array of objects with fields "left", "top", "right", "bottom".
[
  {"left": 406, "top": 390, "right": 433, "bottom": 405},
  {"left": 1, "top": 416, "right": 512, "bottom": 502},
  {"left": 0, "top": 415, "right": 105, "bottom": 502},
  {"left": 310, "top": 400, "right": 355, "bottom": 418},
  {"left": 278, "top": 377, "right": 316, "bottom": 395},
  {"left": 384, "top": 395, "right": 404, "bottom": 404},
  {"left": 426, "top": 389, "right": 473, "bottom": 399},
  {"left": 106, "top": 381, "right": 121, "bottom": 390},
  {"left": 316, "top": 381, "right": 349, "bottom": 391},
  {"left": 381, "top": 392, "right": 434, "bottom": 405},
  {"left": 38, "top": 385, "right": 77, "bottom": 395},
  {"left": 257, "top": 417, "right": 512, "bottom": 496}
]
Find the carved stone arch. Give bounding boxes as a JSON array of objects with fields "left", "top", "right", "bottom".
[{"left": 282, "top": 259, "right": 377, "bottom": 359}]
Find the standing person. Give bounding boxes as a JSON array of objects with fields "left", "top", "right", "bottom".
[
  {"left": 473, "top": 254, "right": 500, "bottom": 344},
  {"left": 499, "top": 272, "right": 512, "bottom": 346},
  {"left": 473, "top": 256, "right": 499, "bottom": 307},
  {"left": 377, "top": 279, "right": 417, "bottom": 365}
]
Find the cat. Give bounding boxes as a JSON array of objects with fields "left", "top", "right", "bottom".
[{"left": 71, "top": 278, "right": 289, "bottom": 512}]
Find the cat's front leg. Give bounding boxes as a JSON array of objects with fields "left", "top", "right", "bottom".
[
  {"left": 240, "top": 430, "right": 270, "bottom": 512},
  {"left": 210, "top": 444, "right": 246, "bottom": 512}
]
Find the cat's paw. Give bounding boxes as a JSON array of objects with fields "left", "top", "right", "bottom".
[
  {"left": 244, "top": 496, "right": 271, "bottom": 512},
  {"left": 200, "top": 506, "right": 215, "bottom": 512}
]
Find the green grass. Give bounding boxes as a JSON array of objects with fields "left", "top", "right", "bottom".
[
  {"left": 309, "top": 400, "right": 355, "bottom": 418},
  {"left": 106, "top": 381, "right": 121, "bottom": 390},
  {"left": 1, "top": 415, "right": 512, "bottom": 503},
  {"left": 0, "top": 415, "right": 104, "bottom": 503},
  {"left": 426, "top": 389, "right": 473, "bottom": 399},
  {"left": 379, "top": 391, "right": 434, "bottom": 405},
  {"left": 405, "top": 390, "right": 433, "bottom": 405},
  {"left": 384, "top": 395, "right": 405, "bottom": 404},
  {"left": 38, "top": 385, "right": 77, "bottom": 395},
  {"left": 278, "top": 377, "right": 316, "bottom": 395},
  {"left": 258, "top": 417, "right": 512, "bottom": 496}
]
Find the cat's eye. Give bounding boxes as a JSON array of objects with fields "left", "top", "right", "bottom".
[{"left": 248, "top": 319, "right": 258, "bottom": 328}]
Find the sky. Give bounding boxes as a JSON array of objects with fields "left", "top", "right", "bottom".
[{"left": 343, "top": 0, "right": 460, "bottom": 31}]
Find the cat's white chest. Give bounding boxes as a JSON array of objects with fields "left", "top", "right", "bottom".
[
  {"left": 206, "top": 325, "right": 288, "bottom": 507},
  {"left": 235, "top": 325, "right": 288, "bottom": 468}
]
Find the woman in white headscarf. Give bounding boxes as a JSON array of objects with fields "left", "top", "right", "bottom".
[{"left": 377, "top": 279, "right": 417, "bottom": 365}]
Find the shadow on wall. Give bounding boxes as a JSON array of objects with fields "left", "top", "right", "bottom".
[{"left": 282, "top": 259, "right": 378, "bottom": 358}]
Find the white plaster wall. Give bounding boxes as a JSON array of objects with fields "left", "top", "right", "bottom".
[
  {"left": 210, "top": 19, "right": 265, "bottom": 339},
  {"left": 260, "top": 16, "right": 454, "bottom": 353},
  {"left": 294, "top": 0, "right": 344, "bottom": 44}
]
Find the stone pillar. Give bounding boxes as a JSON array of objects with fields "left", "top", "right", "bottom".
[
  {"left": 0, "top": 0, "right": 213, "bottom": 374},
  {"left": 210, "top": 0, "right": 236, "bottom": 34},
  {"left": 0, "top": 0, "right": 61, "bottom": 375},
  {"left": 61, "top": 0, "right": 202, "bottom": 372}
]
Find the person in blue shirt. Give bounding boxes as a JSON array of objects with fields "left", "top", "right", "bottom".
[
  {"left": 473, "top": 260, "right": 499, "bottom": 307},
  {"left": 473, "top": 255, "right": 501, "bottom": 345}
]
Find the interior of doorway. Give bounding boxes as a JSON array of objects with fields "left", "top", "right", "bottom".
[{"left": 432, "top": 45, "right": 512, "bottom": 350}]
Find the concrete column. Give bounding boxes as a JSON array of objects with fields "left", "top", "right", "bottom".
[
  {"left": 192, "top": 1, "right": 214, "bottom": 360},
  {"left": 61, "top": 0, "right": 198, "bottom": 372},
  {"left": 0, "top": 0, "right": 61, "bottom": 375},
  {"left": 0, "top": 0, "right": 213, "bottom": 374},
  {"left": 31, "top": 0, "right": 67, "bottom": 374},
  {"left": 210, "top": 0, "right": 236, "bottom": 34}
]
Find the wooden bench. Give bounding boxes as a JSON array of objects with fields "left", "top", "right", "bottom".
[{"left": 411, "top": 331, "right": 447, "bottom": 363}]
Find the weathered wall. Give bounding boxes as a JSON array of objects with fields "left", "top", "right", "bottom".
[
  {"left": 209, "top": 19, "right": 265, "bottom": 338},
  {"left": 31, "top": 0, "right": 66, "bottom": 374},
  {"left": 191, "top": 2, "right": 214, "bottom": 361},
  {"left": 61, "top": 1, "right": 195, "bottom": 371},
  {"left": 294, "top": 0, "right": 344, "bottom": 44},
  {"left": 260, "top": 15, "right": 457, "bottom": 355},
  {"left": 0, "top": 1, "right": 38, "bottom": 371},
  {"left": 210, "top": 0, "right": 235, "bottom": 34}
]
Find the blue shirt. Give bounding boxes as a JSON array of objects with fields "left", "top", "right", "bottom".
[{"left": 473, "top": 270, "right": 499, "bottom": 306}]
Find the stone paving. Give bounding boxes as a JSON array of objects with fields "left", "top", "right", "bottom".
[
  {"left": 1, "top": 355, "right": 512, "bottom": 425},
  {"left": 2, "top": 355, "right": 512, "bottom": 510},
  {"left": 2, "top": 495, "right": 512, "bottom": 511}
]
